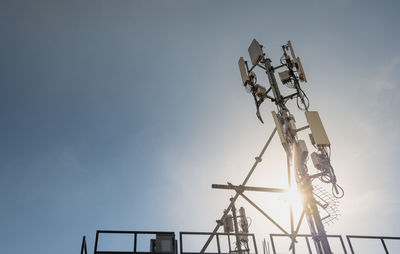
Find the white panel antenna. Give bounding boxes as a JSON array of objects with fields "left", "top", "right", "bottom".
[{"left": 248, "top": 39, "right": 264, "bottom": 66}]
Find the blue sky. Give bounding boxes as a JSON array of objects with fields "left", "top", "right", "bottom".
[{"left": 1, "top": 0, "right": 400, "bottom": 253}]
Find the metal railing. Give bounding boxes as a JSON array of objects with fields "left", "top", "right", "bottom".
[
  {"left": 269, "top": 234, "right": 347, "bottom": 254},
  {"left": 93, "top": 230, "right": 176, "bottom": 254},
  {"left": 180, "top": 232, "right": 258, "bottom": 254},
  {"left": 81, "top": 231, "right": 400, "bottom": 254},
  {"left": 346, "top": 235, "right": 400, "bottom": 254}
]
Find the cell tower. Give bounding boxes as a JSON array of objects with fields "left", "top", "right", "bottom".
[
  {"left": 200, "top": 39, "right": 344, "bottom": 254},
  {"left": 79, "top": 39, "right": 400, "bottom": 254}
]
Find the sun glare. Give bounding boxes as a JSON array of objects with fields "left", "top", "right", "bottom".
[{"left": 284, "top": 187, "right": 304, "bottom": 214}]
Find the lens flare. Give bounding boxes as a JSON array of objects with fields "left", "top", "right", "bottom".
[{"left": 284, "top": 187, "right": 304, "bottom": 215}]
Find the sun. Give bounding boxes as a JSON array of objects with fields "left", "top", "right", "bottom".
[{"left": 284, "top": 187, "right": 304, "bottom": 214}]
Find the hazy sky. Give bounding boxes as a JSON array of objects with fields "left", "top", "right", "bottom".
[{"left": 1, "top": 0, "right": 400, "bottom": 253}]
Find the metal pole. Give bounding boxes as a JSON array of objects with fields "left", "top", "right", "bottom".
[
  {"left": 311, "top": 204, "right": 331, "bottom": 253},
  {"left": 212, "top": 184, "right": 286, "bottom": 193},
  {"left": 338, "top": 236, "right": 347, "bottom": 254},
  {"left": 305, "top": 181, "right": 332, "bottom": 253},
  {"left": 346, "top": 236, "right": 354, "bottom": 254},
  {"left": 269, "top": 235, "right": 277, "bottom": 254},
  {"left": 294, "top": 210, "right": 305, "bottom": 235},
  {"left": 94, "top": 231, "right": 99, "bottom": 254},
  {"left": 263, "top": 58, "right": 284, "bottom": 109},
  {"left": 287, "top": 156, "right": 295, "bottom": 254},
  {"left": 289, "top": 209, "right": 305, "bottom": 253},
  {"left": 216, "top": 234, "right": 221, "bottom": 254},
  {"left": 305, "top": 237, "right": 312, "bottom": 254},
  {"left": 180, "top": 232, "right": 183, "bottom": 254},
  {"left": 253, "top": 235, "right": 258, "bottom": 254},
  {"left": 134, "top": 233, "right": 137, "bottom": 253},
  {"left": 303, "top": 191, "right": 324, "bottom": 253},
  {"left": 81, "top": 236, "right": 87, "bottom": 254},
  {"left": 228, "top": 234, "right": 232, "bottom": 253},
  {"left": 381, "top": 239, "right": 389, "bottom": 254},
  {"left": 231, "top": 201, "right": 242, "bottom": 251}
]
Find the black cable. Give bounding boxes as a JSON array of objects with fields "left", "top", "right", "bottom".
[
  {"left": 332, "top": 183, "right": 344, "bottom": 198},
  {"left": 296, "top": 86, "right": 309, "bottom": 111},
  {"left": 280, "top": 55, "right": 286, "bottom": 65}
]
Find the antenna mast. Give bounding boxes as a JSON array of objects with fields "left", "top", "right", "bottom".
[{"left": 201, "top": 39, "right": 344, "bottom": 254}]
